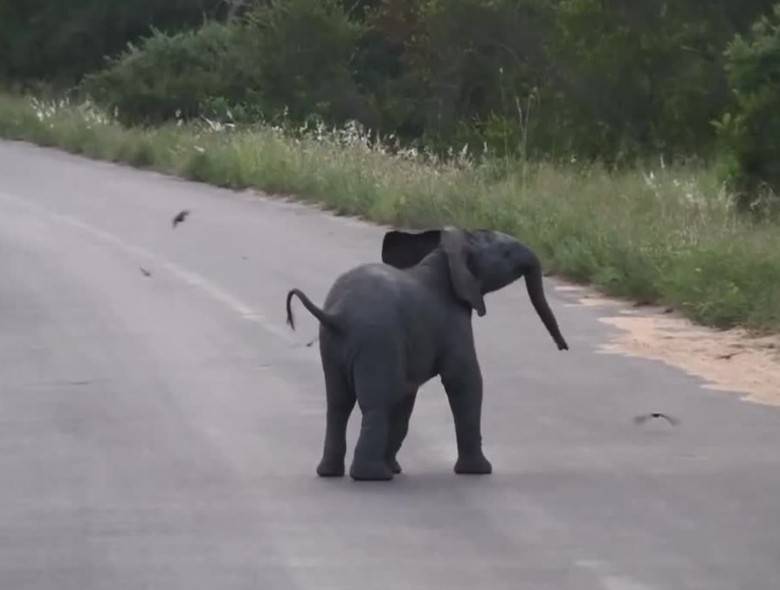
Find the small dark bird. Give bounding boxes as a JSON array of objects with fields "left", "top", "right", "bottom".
[
  {"left": 305, "top": 337, "right": 318, "bottom": 348},
  {"left": 139, "top": 266, "right": 152, "bottom": 277},
  {"left": 172, "top": 209, "right": 190, "bottom": 228},
  {"left": 633, "top": 412, "right": 679, "bottom": 426}
]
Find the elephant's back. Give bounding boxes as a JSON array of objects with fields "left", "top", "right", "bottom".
[{"left": 323, "top": 263, "right": 410, "bottom": 328}]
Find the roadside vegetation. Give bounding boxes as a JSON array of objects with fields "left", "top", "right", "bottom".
[
  {"left": 1, "top": 0, "right": 779, "bottom": 332},
  {"left": 2, "top": 93, "right": 777, "bottom": 332}
]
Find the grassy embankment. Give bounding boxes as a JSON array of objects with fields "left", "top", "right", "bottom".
[{"left": 1, "top": 92, "right": 778, "bottom": 333}]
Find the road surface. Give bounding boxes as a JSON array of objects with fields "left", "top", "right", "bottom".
[{"left": 1, "top": 140, "right": 779, "bottom": 589}]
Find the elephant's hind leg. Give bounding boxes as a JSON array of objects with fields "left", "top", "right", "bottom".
[
  {"left": 385, "top": 391, "right": 418, "bottom": 474},
  {"left": 317, "top": 365, "right": 356, "bottom": 478},
  {"left": 348, "top": 356, "right": 398, "bottom": 481}
]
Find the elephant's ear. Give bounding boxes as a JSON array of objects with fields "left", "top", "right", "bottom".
[
  {"left": 382, "top": 229, "right": 442, "bottom": 269},
  {"left": 441, "top": 229, "right": 487, "bottom": 317}
]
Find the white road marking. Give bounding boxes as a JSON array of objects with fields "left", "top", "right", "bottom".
[
  {"left": 0, "top": 189, "right": 295, "bottom": 343},
  {"left": 576, "top": 559, "right": 658, "bottom": 590}
]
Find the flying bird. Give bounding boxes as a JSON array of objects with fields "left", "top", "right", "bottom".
[
  {"left": 139, "top": 267, "right": 152, "bottom": 277},
  {"left": 172, "top": 209, "right": 190, "bottom": 228},
  {"left": 633, "top": 412, "right": 679, "bottom": 426}
]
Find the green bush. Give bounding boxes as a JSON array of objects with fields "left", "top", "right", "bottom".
[
  {"left": 718, "top": 3, "right": 780, "bottom": 215},
  {"left": 81, "top": 22, "right": 255, "bottom": 126},
  {"left": 11, "top": 0, "right": 780, "bottom": 166},
  {"left": 0, "top": 0, "right": 224, "bottom": 87},
  {"left": 80, "top": 1, "right": 374, "bottom": 129},
  {"left": 398, "top": 0, "right": 552, "bottom": 154},
  {"left": 243, "top": 0, "right": 373, "bottom": 126},
  {"left": 546, "top": 0, "right": 741, "bottom": 162}
]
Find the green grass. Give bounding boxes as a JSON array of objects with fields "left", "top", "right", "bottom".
[{"left": 2, "top": 92, "right": 778, "bottom": 333}]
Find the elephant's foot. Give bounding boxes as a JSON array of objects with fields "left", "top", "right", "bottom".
[
  {"left": 349, "top": 460, "right": 394, "bottom": 481},
  {"left": 454, "top": 452, "right": 492, "bottom": 475},
  {"left": 386, "top": 457, "right": 402, "bottom": 474},
  {"left": 316, "top": 457, "right": 345, "bottom": 477}
]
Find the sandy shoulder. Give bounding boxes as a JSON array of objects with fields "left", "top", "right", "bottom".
[{"left": 558, "top": 285, "right": 780, "bottom": 407}]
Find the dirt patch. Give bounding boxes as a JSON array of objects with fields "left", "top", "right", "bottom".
[
  {"left": 576, "top": 296, "right": 623, "bottom": 308},
  {"left": 560, "top": 286, "right": 780, "bottom": 407}
]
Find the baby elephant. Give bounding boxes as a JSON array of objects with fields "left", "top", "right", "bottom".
[{"left": 286, "top": 227, "right": 568, "bottom": 481}]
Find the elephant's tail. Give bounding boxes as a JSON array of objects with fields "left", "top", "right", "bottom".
[{"left": 286, "top": 289, "right": 341, "bottom": 332}]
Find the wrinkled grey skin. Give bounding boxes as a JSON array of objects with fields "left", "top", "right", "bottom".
[{"left": 286, "top": 227, "right": 568, "bottom": 481}]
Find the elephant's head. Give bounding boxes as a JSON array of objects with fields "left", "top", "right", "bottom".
[{"left": 381, "top": 227, "right": 569, "bottom": 351}]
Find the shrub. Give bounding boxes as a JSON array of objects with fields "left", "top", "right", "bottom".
[
  {"left": 243, "top": 0, "right": 374, "bottom": 126},
  {"left": 81, "top": 22, "right": 256, "bottom": 126},
  {"left": 0, "top": 0, "right": 224, "bottom": 87},
  {"left": 717, "top": 3, "right": 780, "bottom": 216}
]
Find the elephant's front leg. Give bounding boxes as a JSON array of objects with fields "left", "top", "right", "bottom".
[
  {"left": 441, "top": 357, "right": 492, "bottom": 475},
  {"left": 385, "top": 391, "right": 418, "bottom": 474}
]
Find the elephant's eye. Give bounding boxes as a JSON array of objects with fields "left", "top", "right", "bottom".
[{"left": 502, "top": 249, "right": 511, "bottom": 258}]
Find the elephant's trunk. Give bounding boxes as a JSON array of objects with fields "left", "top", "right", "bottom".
[{"left": 524, "top": 263, "right": 569, "bottom": 350}]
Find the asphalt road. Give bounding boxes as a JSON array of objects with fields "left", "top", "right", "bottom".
[{"left": 2, "top": 140, "right": 779, "bottom": 590}]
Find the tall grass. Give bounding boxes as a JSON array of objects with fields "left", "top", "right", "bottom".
[{"left": 1, "top": 92, "right": 778, "bottom": 332}]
